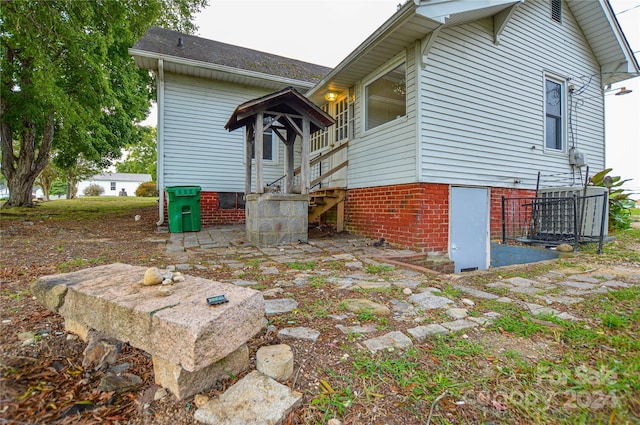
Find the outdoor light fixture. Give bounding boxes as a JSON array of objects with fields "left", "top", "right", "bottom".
[
  {"left": 325, "top": 92, "right": 337, "bottom": 102},
  {"left": 614, "top": 87, "right": 632, "bottom": 96}
]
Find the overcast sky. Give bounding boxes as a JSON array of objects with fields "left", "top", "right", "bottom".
[{"left": 144, "top": 0, "right": 640, "bottom": 194}]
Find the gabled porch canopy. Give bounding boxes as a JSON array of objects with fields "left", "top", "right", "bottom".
[{"left": 225, "top": 87, "right": 335, "bottom": 195}]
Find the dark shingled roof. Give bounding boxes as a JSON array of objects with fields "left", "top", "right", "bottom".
[{"left": 132, "top": 27, "right": 332, "bottom": 84}]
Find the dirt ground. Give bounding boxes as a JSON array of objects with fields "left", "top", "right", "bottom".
[{"left": 1, "top": 204, "right": 638, "bottom": 424}]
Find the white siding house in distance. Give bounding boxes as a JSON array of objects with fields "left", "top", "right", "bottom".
[{"left": 77, "top": 173, "right": 152, "bottom": 197}]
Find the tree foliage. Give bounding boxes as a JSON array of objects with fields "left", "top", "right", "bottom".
[
  {"left": 589, "top": 168, "right": 634, "bottom": 230},
  {"left": 0, "top": 0, "right": 206, "bottom": 207},
  {"left": 116, "top": 126, "right": 157, "bottom": 178}
]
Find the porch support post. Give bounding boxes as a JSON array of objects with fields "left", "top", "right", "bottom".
[
  {"left": 255, "top": 112, "right": 264, "bottom": 194},
  {"left": 300, "top": 116, "right": 310, "bottom": 195},
  {"left": 245, "top": 123, "right": 253, "bottom": 195},
  {"left": 285, "top": 130, "right": 296, "bottom": 194}
]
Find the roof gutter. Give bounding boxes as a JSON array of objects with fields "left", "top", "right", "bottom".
[
  {"left": 156, "top": 58, "right": 165, "bottom": 227},
  {"left": 128, "top": 48, "right": 316, "bottom": 90}
]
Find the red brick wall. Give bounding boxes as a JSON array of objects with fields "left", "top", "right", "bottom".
[
  {"left": 346, "top": 184, "right": 535, "bottom": 252},
  {"left": 345, "top": 183, "right": 449, "bottom": 252},
  {"left": 489, "top": 187, "right": 535, "bottom": 239},
  {"left": 162, "top": 191, "right": 245, "bottom": 226}
]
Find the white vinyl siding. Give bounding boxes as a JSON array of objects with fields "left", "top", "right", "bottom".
[
  {"left": 163, "top": 74, "right": 290, "bottom": 192},
  {"left": 418, "top": 0, "right": 602, "bottom": 189},
  {"left": 348, "top": 49, "right": 417, "bottom": 189}
]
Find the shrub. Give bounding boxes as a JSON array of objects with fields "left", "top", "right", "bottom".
[
  {"left": 589, "top": 168, "right": 634, "bottom": 230},
  {"left": 83, "top": 184, "right": 104, "bottom": 196},
  {"left": 136, "top": 182, "right": 159, "bottom": 197}
]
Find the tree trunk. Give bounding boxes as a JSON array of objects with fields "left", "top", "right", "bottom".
[
  {"left": 7, "top": 173, "right": 37, "bottom": 206},
  {"left": 0, "top": 111, "right": 55, "bottom": 208}
]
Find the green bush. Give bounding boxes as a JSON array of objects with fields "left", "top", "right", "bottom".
[
  {"left": 83, "top": 184, "right": 104, "bottom": 197},
  {"left": 589, "top": 168, "right": 634, "bottom": 230},
  {"left": 135, "top": 182, "right": 159, "bottom": 197}
]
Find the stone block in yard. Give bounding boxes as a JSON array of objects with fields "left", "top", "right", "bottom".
[
  {"left": 153, "top": 345, "right": 249, "bottom": 400},
  {"left": 32, "top": 263, "right": 265, "bottom": 372},
  {"left": 407, "top": 324, "right": 449, "bottom": 341},
  {"left": 342, "top": 299, "right": 390, "bottom": 316},
  {"left": 194, "top": 370, "right": 302, "bottom": 425},
  {"left": 363, "top": 331, "right": 413, "bottom": 353},
  {"left": 256, "top": 344, "right": 294, "bottom": 381},
  {"left": 408, "top": 292, "right": 453, "bottom": 310}
]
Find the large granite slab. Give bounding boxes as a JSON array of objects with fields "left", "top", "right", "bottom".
[{"left": 32, "top": 263, "right": 265, "bottom": 372}]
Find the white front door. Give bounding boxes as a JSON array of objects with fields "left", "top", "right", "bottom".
[{"left": 450, "top": 187, "right": 489, "bottom": 273}]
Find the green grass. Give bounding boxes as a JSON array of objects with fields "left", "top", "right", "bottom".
[
  {"left": 287, "top": 261, "right": 317, "bottom": 270},
  {"left": 56, "top": 256, "right": 107, "bottom": 272},
  {"left": 308, "top": 275, "right": 328, "bottom": 289},
  {"left": 365, "top": 264, "right": 395, "bottom": 274},
  {"left": 1, "top": 196, "right": 158, "bottom": 221},
  {"left": 245, "top": 258, "right": 264, "bottom": 267}
]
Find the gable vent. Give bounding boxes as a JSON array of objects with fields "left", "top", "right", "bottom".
[{"left": 551, "top": 0, "right": 562, "bottom": 23}]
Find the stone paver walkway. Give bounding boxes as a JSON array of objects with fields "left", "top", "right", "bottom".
[{"left": 165, "top": 226, "right": 640, "bottom": 354}]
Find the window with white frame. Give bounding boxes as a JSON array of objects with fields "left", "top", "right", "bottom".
[
  {"left": 110, "top": 182, "right": 116, "bottom": 191},
  {"left": 311, "top": 104, "right": 330, "bottom": 152},
  {"left": 544, "top": 77, "right": 564, "bottom": 150},
  {"left": 335, "top": 97, "right": 349, "bottom": 142},
  {"left": 365, "top": 62, "right": 406, "bottom": 131}
]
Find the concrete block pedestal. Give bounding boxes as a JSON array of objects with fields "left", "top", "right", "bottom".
[{"left": 245, "top": 193, "right": 308, "bottom": 247}]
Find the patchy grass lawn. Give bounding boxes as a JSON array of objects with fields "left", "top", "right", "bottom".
[{"left": 1, "top": 199, "right": 638, "bottom": 424}]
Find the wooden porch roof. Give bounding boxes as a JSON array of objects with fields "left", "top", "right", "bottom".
[{"left": 225, "top": 86, "right": 334, "bottom": 134}]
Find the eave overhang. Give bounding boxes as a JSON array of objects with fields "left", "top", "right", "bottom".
[{"left": 128, "top": 48, "right": 316, "bottom": 92}]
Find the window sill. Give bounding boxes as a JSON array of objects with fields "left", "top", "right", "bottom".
[{"left": 363, "top": 115, "right": 408, "bottom": 137}]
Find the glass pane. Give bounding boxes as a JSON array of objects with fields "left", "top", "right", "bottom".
[
  {"left": 546, "top": 80, "right": 561, "bottom": 116},
  {"left": 263, "top": 131, "right": 273, "bottom": 160},
  {"left": 251, "top": 131, "right": 273, "bottom": 160},
  {"left": 366, "top": 63, "right": 406, "bottom": 130},
  {"left": 545, "top": 116, "right": 562, "bottom": 149}
]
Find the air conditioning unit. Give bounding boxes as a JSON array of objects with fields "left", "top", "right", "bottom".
[{"left": 536, "top": 186, "right": 608, "bottom": 238}]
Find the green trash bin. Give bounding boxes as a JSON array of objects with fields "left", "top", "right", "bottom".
[{"left": 166, "top": 186, "right": 202, "bottom": 232}]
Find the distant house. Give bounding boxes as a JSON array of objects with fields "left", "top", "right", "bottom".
[
  {"left": 130, "top": 0, "right": 638, "bottom": 271},
  {"left": 78, "top": 173, "right": 152, "bottom": 197}
]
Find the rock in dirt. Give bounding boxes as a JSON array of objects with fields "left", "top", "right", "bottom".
[
  {"left": 143, "top": 267, "right": 164, "bottom": 286},
  {"left": 193, "top": 370, "right": 302, "bottom": 425},
  {"left": 82, "top": 331, "right": 122, "bottom": 370}
]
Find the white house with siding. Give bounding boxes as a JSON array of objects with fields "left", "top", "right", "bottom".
[
  {"left": 130, "top": 0, "right": 638, "bottom": 271},
  {"left": 77, "top": 173, "right": 152, "bottom": 197}
]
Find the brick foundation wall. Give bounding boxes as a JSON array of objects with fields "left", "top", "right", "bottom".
[
  {"left": 345, "top": 183, "right": 449, "bottom": 252},
  {"left": 346, "top": 183, "right": 535, "bottom": 252},
  {"left": 163, "top": 191, "right": 245, "bottom": 227},
  {"left": 489, "top": 187, "right": 535, "bottom": 240}
]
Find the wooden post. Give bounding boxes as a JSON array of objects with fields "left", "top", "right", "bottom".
[
  {"left": 285, "top": 130, "right": 295, "bottom": 193},
  {"left": 255, "top": 112, "right": 264, "bottom": 194},
  {"left": 301, "top": 116, "right": 310, "bottom": 194},
  {"left": 336, "top": 197, "right": 345, "bottom": 232},
  {"left": 245, "top": 124, "right": 252, "bottom": 195}
]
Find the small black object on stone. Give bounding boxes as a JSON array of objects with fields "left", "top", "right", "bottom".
[{"left": 206, "top": 295, "right": 229, "bottom": 306}]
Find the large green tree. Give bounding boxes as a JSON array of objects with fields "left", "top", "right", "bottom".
[
  {"left": 0, "top": 0, "right": 206, "bottom": 207},
  {"left": 116, "top": 126, "right": 157, "bottom": 179}
]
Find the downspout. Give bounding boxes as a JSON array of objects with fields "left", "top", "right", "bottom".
[{"left": 156, "top": 58, "right": 166, "bottom": 226}]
